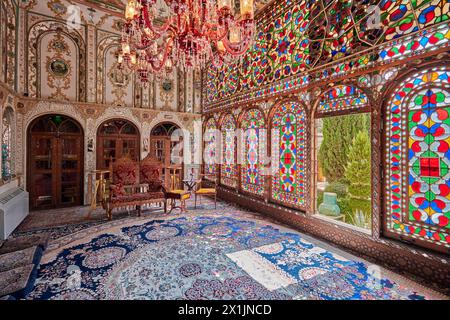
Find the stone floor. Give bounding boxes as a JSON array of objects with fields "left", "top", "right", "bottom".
[{"left": 11, "top": 198, "right": 449, "bottom": 300}]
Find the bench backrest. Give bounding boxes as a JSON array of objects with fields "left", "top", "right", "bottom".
[
  {"left": 111, "top": 155, "right": 164, "bottom": 190},
  {"left": 111, "top": 156, "right": 139, "bottom": 186}
]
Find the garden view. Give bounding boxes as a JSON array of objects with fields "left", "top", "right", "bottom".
[{"left": 316, "top": 113, "right": 372, "bottom": 230}]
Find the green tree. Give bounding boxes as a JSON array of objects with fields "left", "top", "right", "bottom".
[
  {"left": 345, "top": 130, "right": 372, "bottom": 228},
  {"left": 318, "top": 113, "right": 369, "bottom": 182},
  {"left": 345, "top": 130, "right": 371, "bottom": 198}
]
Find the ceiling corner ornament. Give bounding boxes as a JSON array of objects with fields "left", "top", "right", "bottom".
[{"left": 118, "top": 0, "right": 255, "bottom": 86}]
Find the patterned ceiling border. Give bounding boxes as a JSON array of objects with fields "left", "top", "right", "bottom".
[{"left": 202, "top": 22, "right": 450, "bottom": 113}]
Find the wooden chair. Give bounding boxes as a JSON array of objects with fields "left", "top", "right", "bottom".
[
  {"left": 194, "top": 174, "right": 217, "bottom": 209},
  {"left": 165, "top": 167, "right": 190, "bottom": 214}
]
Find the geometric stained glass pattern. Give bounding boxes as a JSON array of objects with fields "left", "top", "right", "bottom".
[
  {"left": 221, "top": 114, "right": 238, "bottom": 189},
  {"left": 2, "top": 109, "right": 13, "bottom": 179},
  {"left": 271, "top": 101, "right": 307, "bottom": 209},
  {"left": 203, "top": 117, "right": 218, "bottom": 179},
  {"left": 241, "top": 109, "right": 266, "bottom": 196},
  {"left": 204, "top": 0, "right": 450, "bottom": 106},
  {"left": 385, "top": 68, "right": 450, "bottom": 251},
  {"left": 318, "top": 85, "right": 368, "bottom": 115}
]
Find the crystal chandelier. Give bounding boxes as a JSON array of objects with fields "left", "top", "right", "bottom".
[{"left": 118, "top": 0, "right": 255, "bottom": 85}]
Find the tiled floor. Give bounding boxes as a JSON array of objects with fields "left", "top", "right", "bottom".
[{"left": 14, "top": 199, "right": 449, "bottom": 300}]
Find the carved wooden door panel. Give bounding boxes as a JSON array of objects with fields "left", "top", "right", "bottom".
[{"left": 28, "top": 115, "right": 84, "bottom": 210}]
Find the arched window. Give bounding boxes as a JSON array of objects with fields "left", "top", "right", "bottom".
[
  {"left": 203, "top": 117, "right": 218, "bottom": 179},
  {"left": 318, "top": 85, "right": 369, "bottom": 114},
  {"left": 315, "top": 85, "right": 371, "bottom": 230},
  {"left": 384, "top": 68, "right": 450, "bottom": 253},
  {"left": 240, "top": 108, "right": 266, "bottom": 196},
  {"left": 150, "top": 122, "right": 184, "bottom": 188},
  {"left": 271, "top": 101, "right": 307, "bottom": 210},
  {"left": 97, "top": 119, "right": 140, "bottom": 170},
  {"left": 221, "top": 114, "right": 237, "bottom": 188},
  {"left": 2, "top": 107, "right": 13, "bottom": 180},
  {"left": 150, "top": 122, "right": 183, "bottom": 167}
]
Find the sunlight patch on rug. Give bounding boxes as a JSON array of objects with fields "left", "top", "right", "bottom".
[
  {"left": 226, "top": 239, "right": 445, "bottom": 300},
  {"left": 227, "top": 249, "right": 296, "bottom": 291}
]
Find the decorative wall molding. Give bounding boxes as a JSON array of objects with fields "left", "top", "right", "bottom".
[{"left": 11, "top": 93, "right": 201, "bottom": 204}]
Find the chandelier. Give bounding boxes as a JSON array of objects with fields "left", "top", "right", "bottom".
[{"left": 118, "top": 0, "right": 255, "bottom": 85}]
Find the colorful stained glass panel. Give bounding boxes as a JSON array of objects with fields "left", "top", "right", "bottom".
[
  {"left": 204, "top": 118, "right": 218, "bottom": 179},
  {"left": 271, "top": 102, "right": 307, "bottom": 208},
  {"left": 241, "top": 109, "right": 266, "bottom": 196},
  {"left": 221, "top": 114, "right": 238, "bottom": 188},
  {"left": 318, "top": 85, "right": 368, "bottom": 114},
  {"left": 386, "top": 68, "right": 450, "bottom": 250}
]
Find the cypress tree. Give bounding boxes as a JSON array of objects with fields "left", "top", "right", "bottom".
[
  {"left": 345, "top": 130, "right": 371, "bottom": 198},
  {"left": 344, "top": 130, "right": 372, "bottom": 228},
  {"left": 318, "top": 113, "right": 369, "bottom": 183}
]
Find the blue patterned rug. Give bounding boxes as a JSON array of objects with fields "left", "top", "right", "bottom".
[{"left": 27, "top": 216, "right": 446, "bottom": 300}]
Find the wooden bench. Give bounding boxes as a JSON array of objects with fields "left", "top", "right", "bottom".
[{"left": 106, "top": 155, "right": 167, "bottom": 220}]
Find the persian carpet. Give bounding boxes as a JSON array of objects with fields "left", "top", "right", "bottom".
[{"left": 26, "top": 215, "right": 447, "bottom": 300}]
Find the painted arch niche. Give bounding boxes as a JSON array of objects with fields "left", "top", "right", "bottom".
[
  {"left": 39, "top": 32, "right": 79, "bottom": 101},
  {"left": 0, "top": 0, "right": 16, "bottom": 88},
  {"left": 28, "top": 21, "right": 86, "bottom": 101},
  {"left": 384, "top": 67, "right": 450, "bottom": 253},
  {"left": 97, "top": 37, "right": 134, "bottom": 107},
  {"left": 240, "top": 108, "right": 267, "bottom": 197},
  {"left": 271, "top": 101, "right": 307, "bottom": 210}
]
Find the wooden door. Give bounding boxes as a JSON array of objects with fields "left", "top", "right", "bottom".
[
  {"left": 29, "top": 134, "right": 55, "bottom": 209},
  {"left": 28, "top": 115, "right": 84, "bottom": 210},
  {"left": 60, "top": 134, "right": 83, "bottom": 206},
  {"left": 97, "top": 119, "right": 140, "bottom": 170},
  {"left": 150, "top": 137, "right": 170, "bottom": 166},
  {"left": 150, "top": 123, "right": 184, "bottom": 189}
]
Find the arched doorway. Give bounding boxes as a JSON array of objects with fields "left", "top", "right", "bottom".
[
  {"left": 96, "top": 119, "right": 140, "bottom": 170},
  {"left": 27, "top": 115, "right": 84, "bottom": 210},
  {"left": 150, "top": 122, "right": 183, "bottom": 188}
]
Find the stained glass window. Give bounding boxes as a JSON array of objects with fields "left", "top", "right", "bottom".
[
  {"left": 385, "top": 68, "right": 450, "bottom": 251},
  {"left": 204, "top": 1, "right": 450, "bottom": 107},
  {"left": 271, "top": 101, "right": 307, "bottom": 209},
  {"left": 204, "top": 117, "right": 218, "bottom": 179},
  {"left": 241, "top": 109, "right": 266, "bottom": 196},
  {"left": 315, "top": 84, "right": 372, "bottom": 229},
  {"left": 2, "top": 107, "right": 13, "bottom": 180},
  {"left": 318, "top": 85, "right": 369, "bottom": 115},
  {"left": 221, "top": 114, "right": 238, "bottom": 188}
]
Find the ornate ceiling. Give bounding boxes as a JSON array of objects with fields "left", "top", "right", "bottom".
[{"left": 71, "top": 0, "right": 126, "bottom": 14}]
